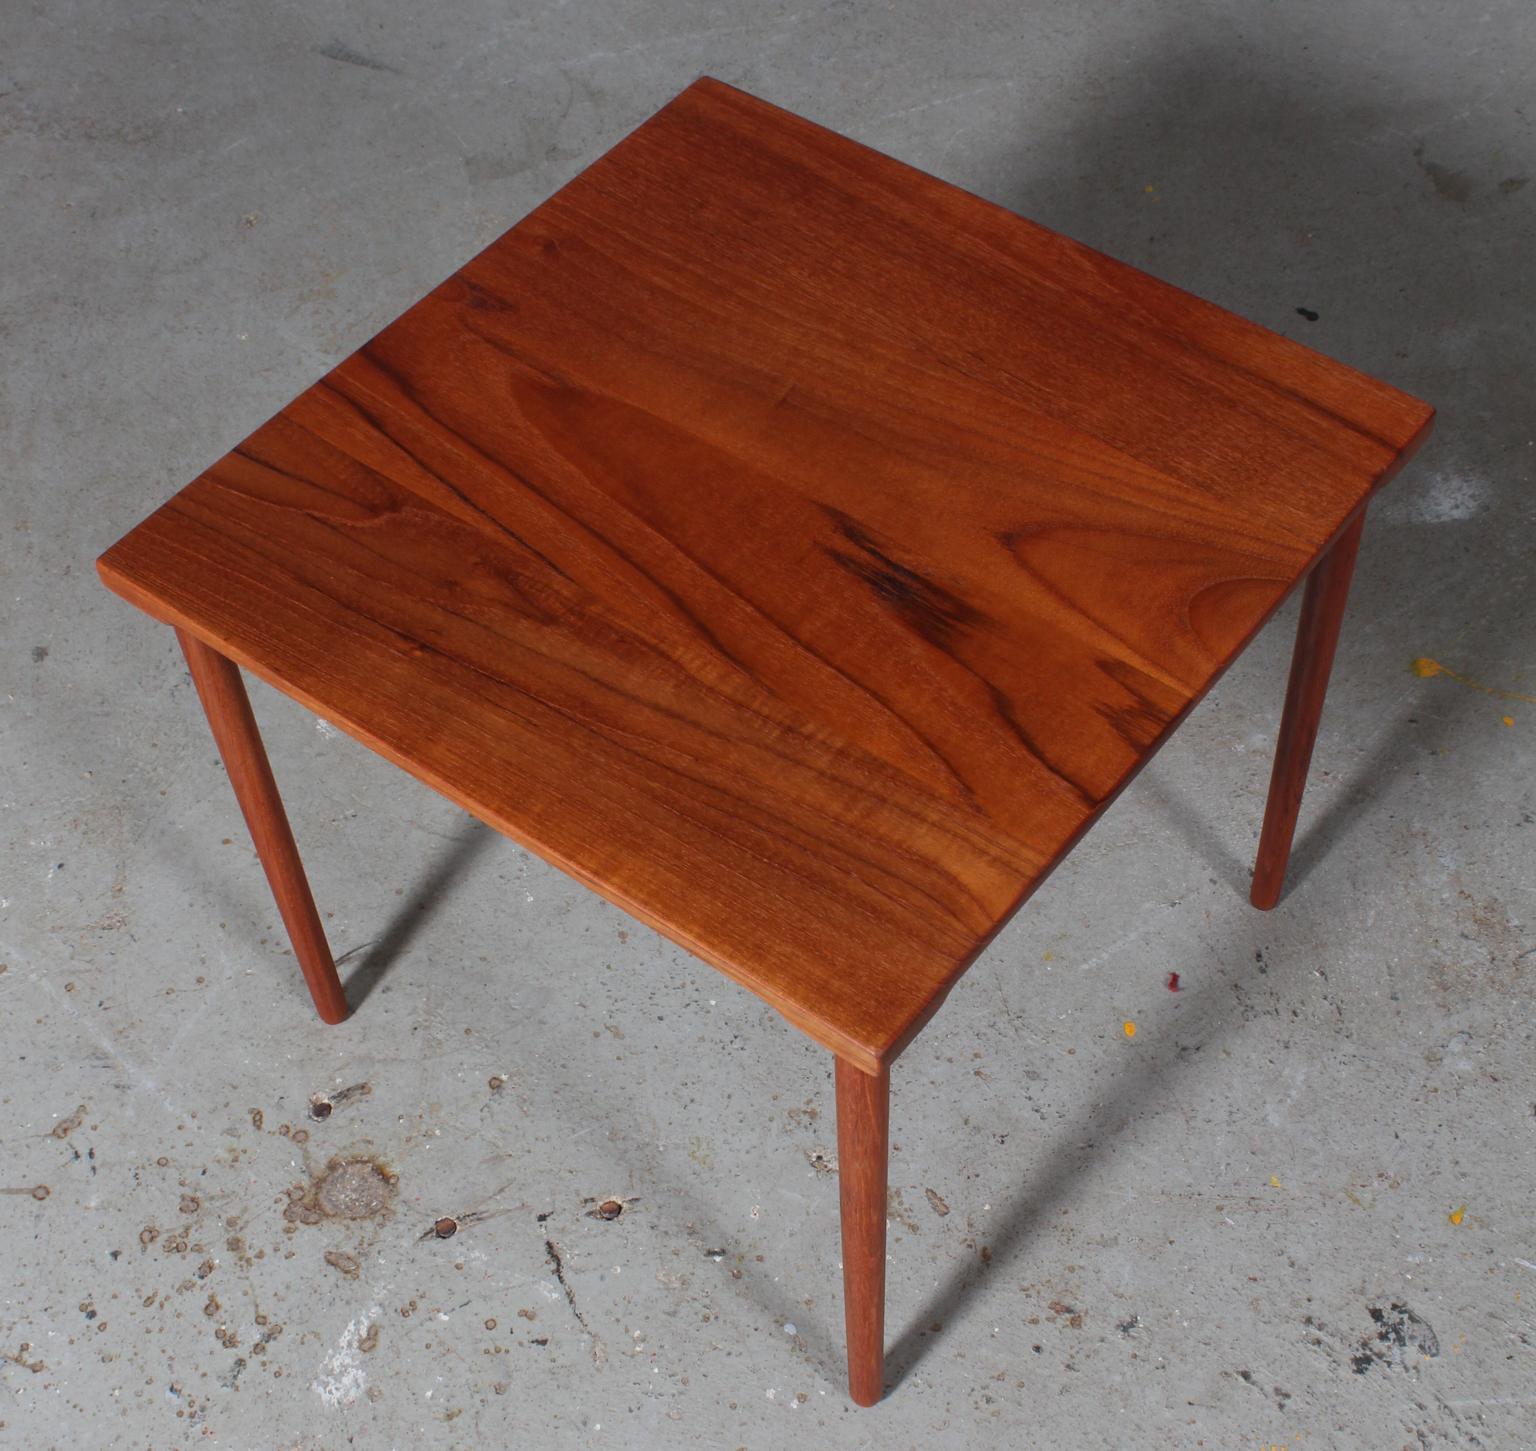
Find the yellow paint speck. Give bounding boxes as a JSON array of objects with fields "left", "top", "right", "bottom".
[
  {"left": 1412, "top": 656, "right": 1442, "bottom": 679},
  {"left": 1449, "top": 1204, "right": 1466, "bottom": 1226},
  {"left": 1269, "top": 1175, "right": 1283, "bottom": 1189},
  {"left": 1122, "top": 1020, "right": 1136, "bottom": 1039},
  {"left": 1503, "top": 715, "right": 1515, "bottom": 727},
  {"left": 1043, "top": 949, "right": 1055, "bottom": 962}
]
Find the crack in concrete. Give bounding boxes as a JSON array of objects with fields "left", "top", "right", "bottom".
[{"left": 544, "top": 1237, "right": 606, "bottom": 1367}]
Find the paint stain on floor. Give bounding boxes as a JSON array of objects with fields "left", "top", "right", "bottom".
[
  {"left": 284, "top": 1156, "right": 398, "bottom": 1225},
  {"left": 1412, "top": 656, "right": 1536, "bottom": 704},
  {"left": 1350, "top": 1302, "right": 1440, "bottom": 1373}
]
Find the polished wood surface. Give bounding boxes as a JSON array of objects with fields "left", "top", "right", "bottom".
[
  {"left": 98, "top": 77, "right": 1432, "bottom": 1070},
  {"left": 836, "top": 1059, "right": 889, "bottom": 1406},
  {"left": 1250, "top": 509, "right": 1368, "bottom": 909},
  {"left": 177, "top": 629, "right": 349, "bottom": 1023}
]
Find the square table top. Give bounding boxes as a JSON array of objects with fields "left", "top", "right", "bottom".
[{"left": 99, "top": 77, "right": 1433, "bottom": 1071}]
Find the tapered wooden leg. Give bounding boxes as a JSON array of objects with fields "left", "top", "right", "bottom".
[
  {"left": 836, "top": 1056, "right": 889, "bottom": 1406},
  {"left": 176, "top": 628, "right": 348, "bottom": 1024},
  {"left": 1250, "top": 509, "right": 1367, "bottom": 910}
]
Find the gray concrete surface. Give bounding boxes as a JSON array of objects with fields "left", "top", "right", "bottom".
[{"left": 2, "top": 2, "right": 1533, "bottom": 1447}]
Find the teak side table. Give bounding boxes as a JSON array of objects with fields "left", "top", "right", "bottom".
[{"left": 98, "top": 78, "right": 1433, "bottom": 1405}]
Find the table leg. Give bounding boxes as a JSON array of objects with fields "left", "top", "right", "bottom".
[
  {"left": 1250, "top": 509, "right": 1367, "bottom": 910},
  {"left": 836, "top": 1056, "right": 889, "bottom": 1406},
  {"left": 176, "top": 628, "right": 349, "bottom": 1024}
]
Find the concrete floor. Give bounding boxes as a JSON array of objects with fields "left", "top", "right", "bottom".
[{"left": 3, "top": 1, "right": 1533, "bottom": 1446}]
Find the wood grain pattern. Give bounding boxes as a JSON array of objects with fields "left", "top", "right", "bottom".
[
  {"left": 97, "top": 77, "right": 1433, "bottom": 1070},
  {"left": 836, "top": 1059, "right": 889, "bottom": 1405},
  {"left": 1250, "top": 509, "right": 1368, "bottom": 909}
]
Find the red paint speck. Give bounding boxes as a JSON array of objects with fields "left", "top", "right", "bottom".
[{"left": 1166, "top": 972, "right": 1181, "bottom": 992}]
